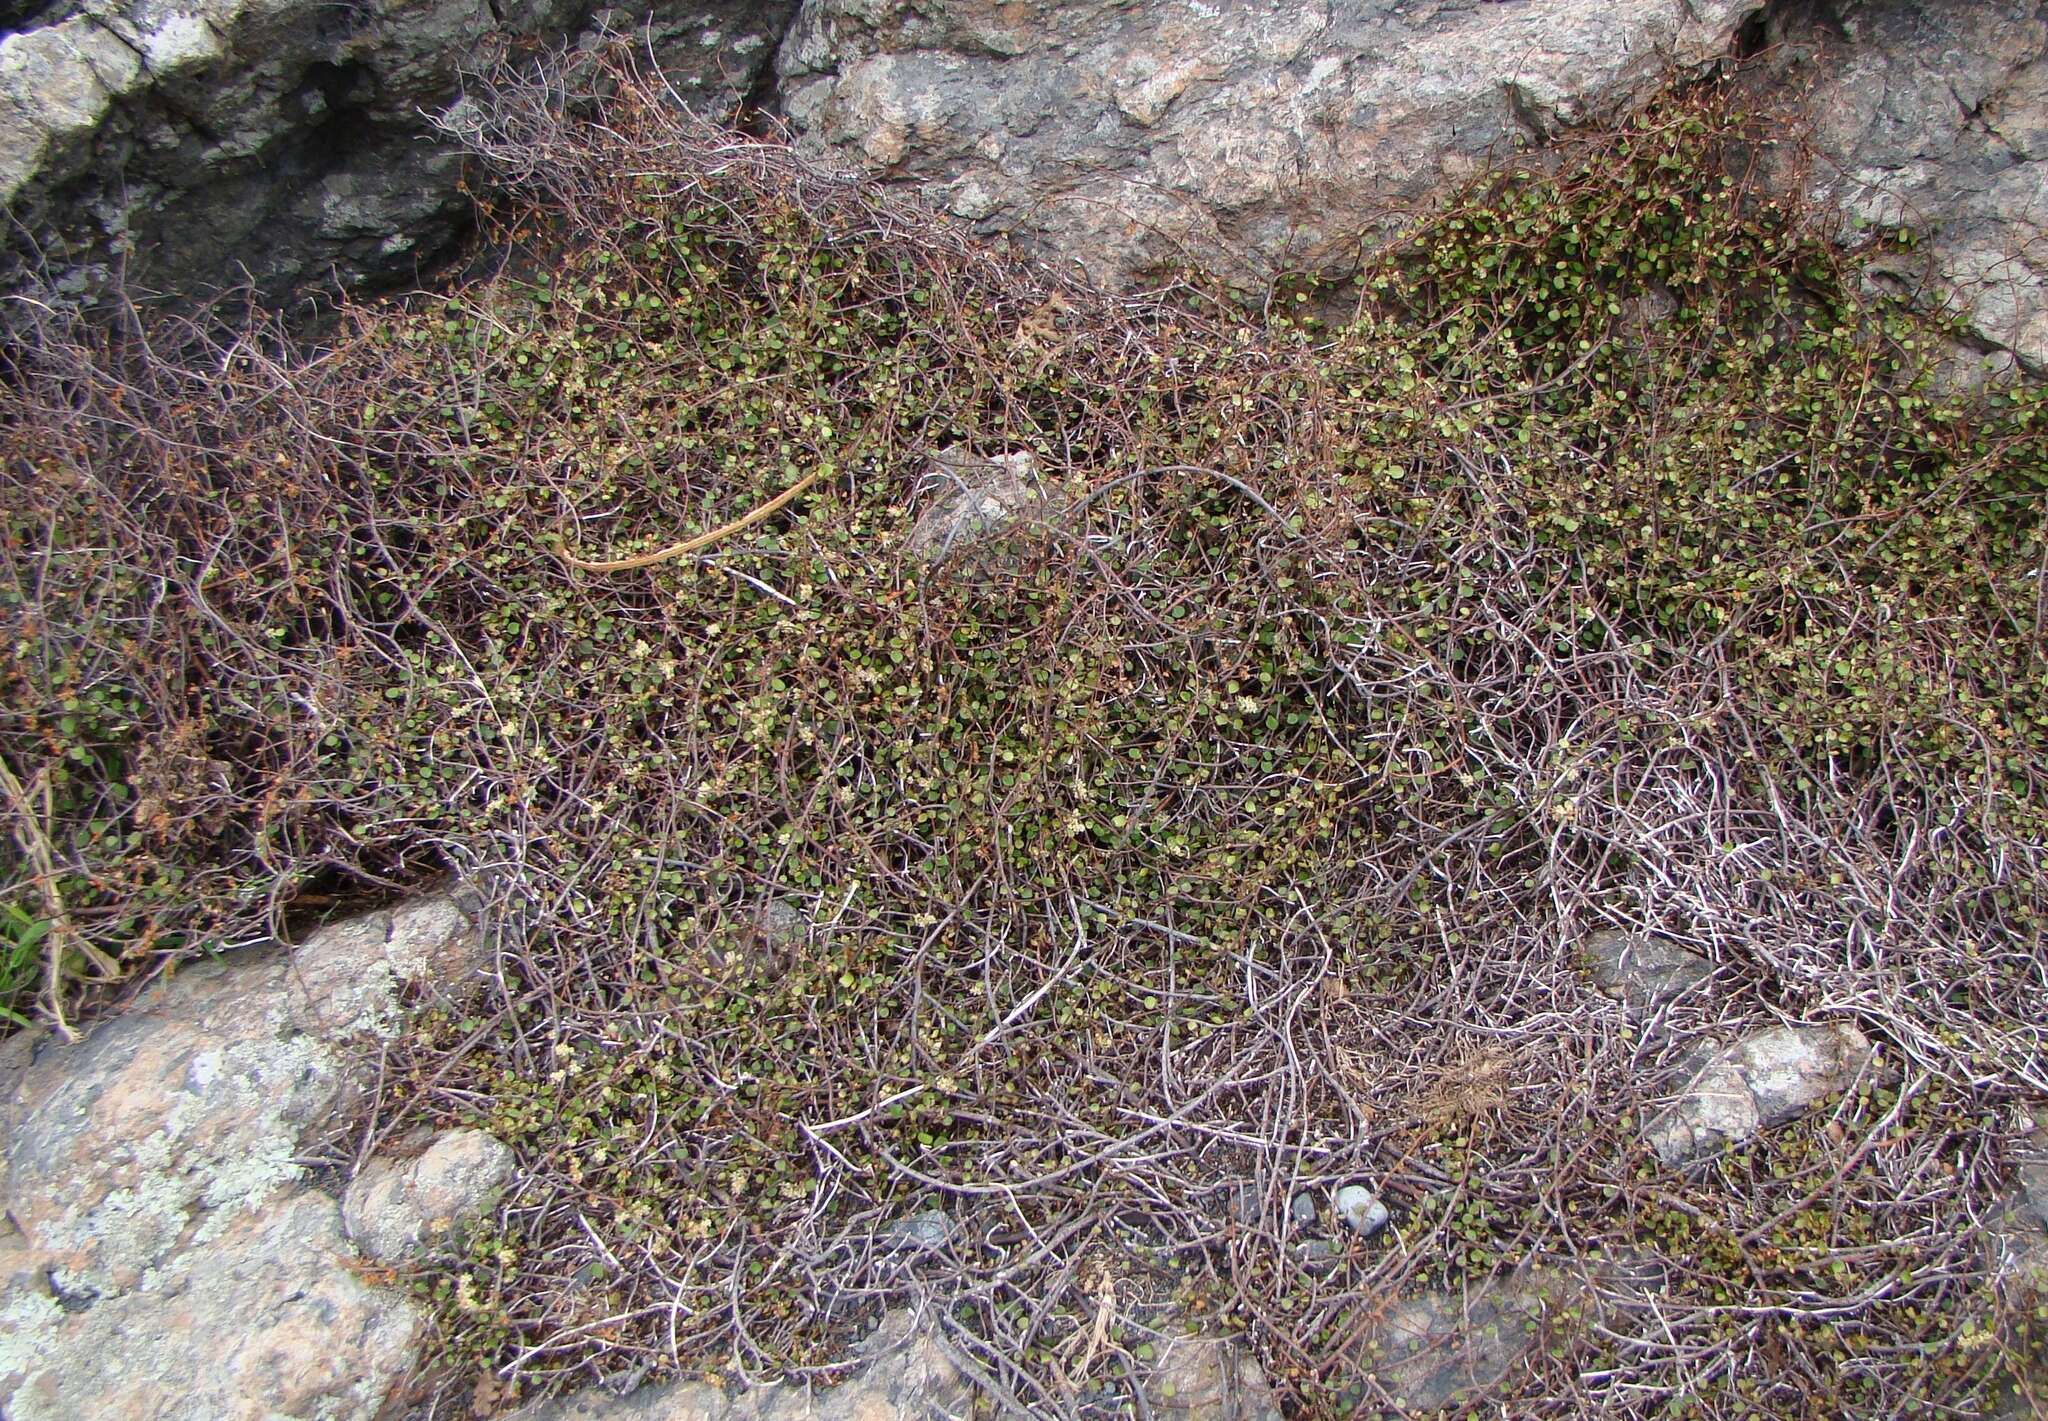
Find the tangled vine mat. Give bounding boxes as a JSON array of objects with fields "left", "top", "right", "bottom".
[{"left": 5, "top": 62, "right": 2047, "bottom": 1419}]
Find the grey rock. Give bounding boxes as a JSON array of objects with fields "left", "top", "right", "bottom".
[
  {"left": 904, "top": 446, "right": 1057, "bottom": 563},
  {"left": 877, "top": 1208, "right": 956, "bottom": 1252},
  {"left": 0, "top": 0, "right": 797, "bottom": 309},
  {"left": 1988, "top": 1181, "right": 2048, "bottom": 1298},
  {"left": 1333, "top": 1183, "right": 1388, "bottom": 1239},
  {"left": 707, "top": 896, "right": 808, "bottom": 977},
  {"left": 1643, "top": 1023, "right": 1878, "bottom": 1166},
  {"left": 1763, "top": 0, "right": 2048, "bottom": 370},
  {"left": 1295, "top": 1237, "right": 1343, "bottom": 1271},
  {"left": 778, "top": 0, "right": 1766, "bottom": 294},
  {"left": 343, "top": 1127, "right": 515, "bottom": 1263},
  {"left": 779, "top": 0, "right": 2048, "bottom": 366},
  {"left": 1288, "top": 1190, "right": 1318, "bottom": 1228},
  {"left": 2020, "top": 1157, "right": 2048, "bottom": 1231},
  {"left": 0, "top": 896, "right": 488, "bottom": 1421},
  {"left": 1582, "top": 929, "right": 1715, "bottom": 1018},
  {"left": 1348, "top": 1267, "right": 1581, "bottom": 1414},
  {"left": 0, "top": 1191, "right": 422, "bottom": 1421},
  {"left": 1143, "top": 1333, "right": 1283, "bottom": 1421},
  {"left": 1993, "top": 1132, "right": 2048, "bottom": 1300},
  {"left": 1222, "top": 1180, "right": 1261, "bottom": 1226},
  {"left": 1620, "top": 284, "right": 1680, "bottom": 329},
  {"left": 0, "top": 894, "right": 488, "bottom": 1296},
  {"left": 508, "top": 1308, "right": 974, "bottom": 1421}
]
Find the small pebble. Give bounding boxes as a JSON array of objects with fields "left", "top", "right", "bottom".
[
  {"left": 880, "top": 1209, "right": 955, "bottom": 1251},
  {"left": 1295, "top": 1238, "right": 1342, "bottom": 1271},
  {"left": 1334, "top": 1184, "right": 1389, "bottom": 1239},
  {"left": 1289, "top": 1191, "right": 1318, "bottom": 1227}
]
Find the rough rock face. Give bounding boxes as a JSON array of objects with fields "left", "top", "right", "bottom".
[
  {"left": 1582, "top": 929, "right": 1716, "bottom": 1019},
  {"left": 1991, "top": 1123, "right": 2048, "bottom": 1289},
  {"left": 2, "top": 1190, "right": 422, "bottom": 1421},
  {"left": 0, "top": 896, "right": 494, "bottom": 1421},
  {"left": 1765, "top": 0, "right": 2048, "bottom": 370},
  {"left": 775, "top": 0, "right": 2048, "bottom": 368},
  {"left": 510, "top": 1309, "right": 975, "bottom": 1421},
  {"left": 343, "top": 1126, "right": 516, "bottom": 1263},
  {"left": 1347, "top": 1267, "right": 1577, "bottom": 1414},
  {"left": 0, "top": 0, "right": 794, "bottom": 307},
  {"left": 1643, "top": 1022, "right": 1878, "bottom": 1166},
  {"left": 1144, "top": 1335, "right": 1283, "bottom": 1421},
  {"left": 776, "top": 0, "right": 1768, "bottom": 292}
]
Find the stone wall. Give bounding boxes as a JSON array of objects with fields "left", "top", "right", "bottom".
[
  {"left": 773, "top": 0, "right": 2048, "bottom": 370},
  {"left": 3, "top": 0, "right": 2044, "bottom": 367},
  {"left": 0, "top": 0, "right": 793, "bottom": 308}
]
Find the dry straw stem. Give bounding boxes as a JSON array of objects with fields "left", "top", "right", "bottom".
[{"left": 553, "top": 467, "right": 826, "bottom": 571}]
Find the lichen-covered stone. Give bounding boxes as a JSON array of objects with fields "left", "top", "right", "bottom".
[
  {"left": 777, "top": 0, "right": 1767, "bottom": 294},
  {"left": 1761, "top": 0, "right": 2048, "bottom": 371},
  {"left": 1144, "top": 1334, "right": 1283, "bottom": 1421},
  {"left": 1347, "top": 1268, "right": 1581, "bottom": 1414},
  {"left": 0, "top": 895, "right": 487, "bottom": 1420},
  {"left": 509, "top": 1308, "right": 975, "bottom": 1420},
  {"left": 343, "top": 1127, "right": 515, "bottom": 1263},
  {"left": 904, "top": 447, "right": 1056, "bottom": 562},
  {"left": 1, "top": 1191, "right": 422, "bottom": 1421},
  {"left": 0, "top": 895, "right": 487, "bottom": 1295},
  {"left": 1582, "top": 929, "right": 1715, "bottom": 1018},
  {"left": 1643, "top": 1023, "right": 1877, "bottom": 1166}
]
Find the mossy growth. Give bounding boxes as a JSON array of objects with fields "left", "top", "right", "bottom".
[{"left": 3, "top": 74, "right": 2043, "bottom": 1416}]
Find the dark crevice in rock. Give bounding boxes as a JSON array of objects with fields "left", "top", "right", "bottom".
[
  {"left": 1731, "top": 5, "right": 1772, "bottom": 60},
  {"left": 45, "top": 1268, "right": 99, "bottom": 1314},
  {"left": 312, "top": 0, "right": 376, "bottom": 47},
  {"left": 1742, "top": 0, "right": 1848, "bottom": 63},
  {"left": 289, "top": 57, "right": 377, "bottom": 126},
  {"left": 1, "top": 1, "right": 814, "bottom": 319},
  {"left": 732, "top": 0, "right": 800, "bottom": 135},
  {"left": 0, "top": 0, "right": 70, "bottom": 36}
]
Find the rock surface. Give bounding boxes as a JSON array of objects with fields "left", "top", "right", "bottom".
[
  {"left": 1333, "top": 1183, "right": 1389, "bottom": 1239},
  {"left": 0, "top": 0, "right": 795, "bottom": 308},
  {"left": 1764, "top": 0, "right": 2048, "bottom": 370},
  {"left": 1143, "top": 1334, "right": 1283, "bottom": 1421},
  {"left": 509, "top": 1308, "right": 974, "bottom": 1421},
  {"left": 1347, "top": 1267, "right": 1579, "bottom": 1414},
  {"left": 2, "top": 1190, "right": 423, "bottom": 1421},
  {"left": 1643, "top": 1022, "right": 1878, "bottom": 1166},
  {"left": 1583, "top": 929, "right": 1716, "bottom": 1018},
  {"left": 776, "top": 0, "right": 1767, "bottom": 293},
  {"left": 877, "top": 1207, "right": 957, "bottom": 1253},
  {"left": 343, "top": 1126, "right": 515, "bottom": 1263},
  {"left": 0, "top": 895, "right": 490, "bottom": 1421},
  {"left": 904, "top": 446, "right": 1056, "bottom": 563},
  {"left": 1991, "top": 1125, "right": 2048, "bottom": 1290}
]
